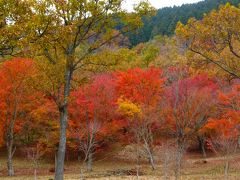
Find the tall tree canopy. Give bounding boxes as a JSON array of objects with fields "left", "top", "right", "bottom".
[{"left": 176, "top": 3, "right": 240, "bottom": 79}]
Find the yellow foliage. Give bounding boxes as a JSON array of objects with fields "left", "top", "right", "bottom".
[{"left": 117, "top": 98, "right": 141, "bottom": 119}]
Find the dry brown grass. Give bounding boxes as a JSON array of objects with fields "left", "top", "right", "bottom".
[{"left": 0, "top": 153, "right": 240, "bottom": 179}]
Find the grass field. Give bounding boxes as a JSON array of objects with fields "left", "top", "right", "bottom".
[{"left": 0, "top": 153, "right": 240, "bottom": 179}]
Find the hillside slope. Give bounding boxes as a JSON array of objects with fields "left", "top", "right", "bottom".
[{"left": 128, "top": 0, "right": 240, "bottom": 46}]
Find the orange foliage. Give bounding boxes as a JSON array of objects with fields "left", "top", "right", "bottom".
[
  {"left": 0, "top": 58, "right": 35, "bottom": 146},
  {"left": 203, "top": 83, "right": 240, "bottom": 140},
  {"left": 0, "top": 58, "right": 59, "bottom": 152}
]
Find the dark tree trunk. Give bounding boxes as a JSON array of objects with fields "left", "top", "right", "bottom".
[
  {"left": 55, "top": 104, "right": 68, "bottom": 180},
  {"left": 197, "top": 135, "right": 206, "bottom": 158},
  {"left": 55, "top": 152, "right": 57, "bottom": 173},
  {"left": 55, "top": 67, "right": 72, "bottom": 180}
]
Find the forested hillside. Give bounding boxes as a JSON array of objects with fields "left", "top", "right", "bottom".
[
  {"left": 0, "top": 1, "right": 240, "bottom": 179},
  {"left": 128, "top": 0, "right": 240, "bottom": 46}
]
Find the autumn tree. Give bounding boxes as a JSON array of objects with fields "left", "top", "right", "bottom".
[
  {"left": 69, "top": 74, "right": 121, "bottom": 171},
  {"left": 4, "top": 1, "right": 154, "bottom": 179},
  {"left": 17, "top": 95, "right": 59, "bottom": 158},
  {"left": 117, "top": 68, "right": 164, "bottom": 170},
  {"left": 176, "top": 3, "right": 240, "bottom": 79},
  {"left": 161, "top": 73, "right": 218, "bottom": 179},
  {"left": 117, "top": 98, "right": 143, "bottom": 176},
  {"left": 0, "top": 58, "right": 35, "bottom": 176}
]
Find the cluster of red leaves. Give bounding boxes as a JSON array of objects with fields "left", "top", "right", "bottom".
[
  {"left": 68, "top": 73, "right": 123, "bottom": 151},
  {"left": 204, "top": 84, "right": 240, "bottom": 139},
  {"left": 116, "top": 68, "right": 164, "bottom": 106},
  {"left": 162, "top": 74, "right": 218, "bottom": 134}
]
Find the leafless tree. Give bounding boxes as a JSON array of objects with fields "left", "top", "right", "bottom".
[
  {"left": 159, "top": 141, "right": 177, "bottom": 180},
  {"left": 71, "top": 111, "right": 101, "bottom": 172},
  {"left": 129, "top": 111, "right": 157, "bottom": 171},
  {"left": 210, "top": 133, "right": 239, "bottom": 180},
  {"left": 139, "top": 119, "right": 156, "bottom": 170},
  {"left": 26, "top": 144, "right": 45, "bottom": 180}
]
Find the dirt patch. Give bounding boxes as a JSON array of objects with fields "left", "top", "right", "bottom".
[{"left": 106, "top": 169, "right": 145, "bottom": 176}]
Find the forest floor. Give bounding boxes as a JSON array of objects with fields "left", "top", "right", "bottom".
[{"left": 0, "top": 152, "right": 240, "bottom": 179}]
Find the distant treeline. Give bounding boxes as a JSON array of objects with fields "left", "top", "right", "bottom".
[{"left": 127, "top": 0, "right": 240, "bottom": 46}]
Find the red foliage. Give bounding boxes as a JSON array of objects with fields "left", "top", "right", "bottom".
[
  {"left": 162, "top": 73, "right": 218, "bottom": 137},
  {"left": 69, "top": 73, "right": 125, "bottom": 151},
  {"left": 116, "top": 67, "right": 164, "bottom": 107},
  {"left": 204, "top": 83, "right": 240, "bottom": 140}
]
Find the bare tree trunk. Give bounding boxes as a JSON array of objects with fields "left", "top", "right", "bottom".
[
  {"left": 148, "top": 153, "right": 155, "bottom": 170},
  {"left": 136, "top": 132, "right": 141, "bottom": 180},
  {"left": 136, "top": 143, "right": 140, "bottom": 180},
  {"left": 144, "top": 139, "right": 155, "bottom": 170},
  {"left": 162, "top": 143, "right": 172, "bottom": 180},
  {"left": 80, "top": 168, "right": 84, "bottom": 180},
  {"left": 224, "top": 151, "right": 231, "bottom": 180},
  {"left": 84, "top": 110, "right": 98, "bottom": 172},
  {"left": 77, "top": 143, "right": 81, "bottom": 162},
  {"left": 224, "top": 160, "right": 229, "bottom": 180},
  {"left": 201, "top": 140, "right": 206, "bottom": 158},
  {"left": 55, "top": 67, "right": 72, "bottom": 180},
  {"left": 6, "top": 114, "right": 16, "bottom": 177},
  {"left": 34, "top": 168, "right": 37, "bottom": 180},
  {"left": 86, "top": 111, "right": 93, "bottom": 172},
  {"left": 86, "top": 151, "right": 93, "bottom": 172},
  {"left": 55, "top": 152, "right": 57, "bottom": 173},
  {"left": 174, "top": 140, "right": 184, "bottom": 180},
  {"left": 163, "top": 157, "right": 169, "bottom": 180},
  {"left": 55, "top": 107, "right": 67, "bottom": 180},
  {"left": 174, "top": 151, "right": 181, "bottom": 180},
  {"left": 6, "top": 97, "right": 18, "bottom": 177},
  {"left": 7, "top": 135, "right": 14, "bottom": 176},
  {"left": 33, "top": 158, "right": 38, "bottom": 180}
]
